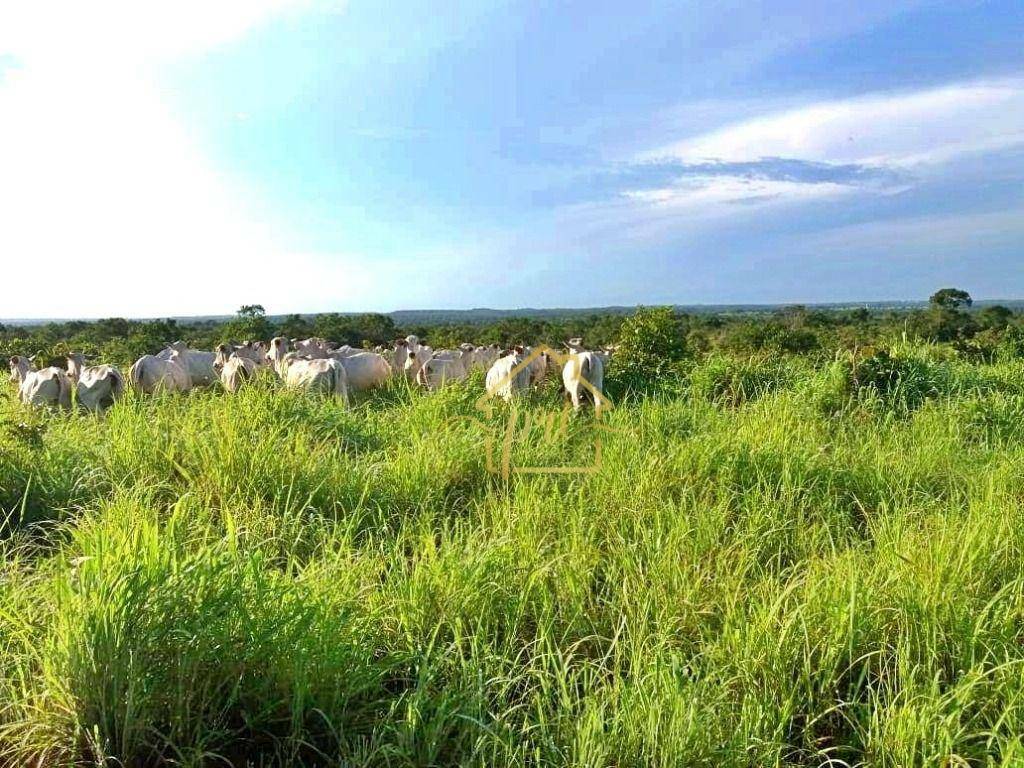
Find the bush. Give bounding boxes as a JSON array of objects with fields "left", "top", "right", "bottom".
[
  {"left": 720, "top": 322, "right": 819, "bottom": 356},
  {"left": 610, "top": 307, "right": 687, "bottom": 393},
  {"left": 998, "top": 325, "right": 1024, "bottom": 361},
  {"left": 690, "top": 355, "right": 794, "bottom": 407},
  {"left": 849, "top": 348, "right": 940, "bottom": 411}
]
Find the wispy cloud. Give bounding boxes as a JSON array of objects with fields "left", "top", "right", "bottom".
[
  {"left": 537, "top": 157, "right": 906, "bottom": 208},
  {"left": 541, "top": 77, "right": 1024, "bottom": 218},
  {"left": 648, "top": 78, "right": 1024, "bottom": 167}
]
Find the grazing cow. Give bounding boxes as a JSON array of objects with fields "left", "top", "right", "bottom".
[
  {"left": 229, "top": 341, "right": 268, "bottom": 367},
  {"left": 219, "top": 354, "right": 257, "bottom": 393},
  {"left": 562, "top": 339, "right": 605, "bottom": 412},
  {"left": 472, "top": 344, "right": 501, "bottom": 371},
  {"left": 292, "top": 337, "right": 330, "bottom": 358},
  {"left": 416, "top": 350, "right": 468, "bottom": 390},
  {"left": 524, "top": 346, "right": 550, "bottom": 386},
  {"left": 392, "top": 340, "right": 410, "bottom": 373},
  {"left": 329, "top": 350, "right": 391, "bottom": 391},
  {"left": 66, "top": 353, "right": 124, "bottom": 412},
  {"left": 65, "top": 352, "right": 86, "bottom": 383},
  {"left": 128, "top": 350, "right": 191, "bottom": 394},
  {"left": 213, "top": 343, "right": 234, "bottom": 370},
  {"left": 402, "top": 345, "right": 434, "bottom": 382},
  {"left": 268, "top": 337, "right": 291, "bottom": 375},
  {"left": 8, "top": 355, "right": 72, "bottom": 408},
  {"left": 281, "top": 357, "right": 349, "bottom": 405},
  {"left": 157, "top": 341, "right": 217, "bottom": 386},
  {"left": 484, "top": 348, "right": 531, "bottom": 402}
]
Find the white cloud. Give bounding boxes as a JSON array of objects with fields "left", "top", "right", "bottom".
[
  {"left": 621, "top": 175, "right": 854, "bottom": 208},
  {"left": 650, "top": 78, "right": 1024, "bottom": 167}
]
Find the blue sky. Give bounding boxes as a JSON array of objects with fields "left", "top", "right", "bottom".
[{"left": 1, "top": 0, "right": 1022, "bottom": 317}]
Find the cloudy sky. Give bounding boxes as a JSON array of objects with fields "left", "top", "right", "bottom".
[{"left": 1, "top": 0, "right": 1022, "bottom": 317}]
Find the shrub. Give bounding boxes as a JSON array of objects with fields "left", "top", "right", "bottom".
[
  {"left": 848, "top": 348, "right": 940, "bottom": 411},
  {"left": 690, "top": 355, "right": 794, "bottom": 407},
  {"left": 610, "top": 307, "right": 687, "bottom": 393},
  {"left": 720, "top": 322, "right": 819, "bottom": 356},
  {"left": 998, "top": 325, "right": 1024, "bottom": 361}
]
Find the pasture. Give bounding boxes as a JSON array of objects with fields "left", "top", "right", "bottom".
[{"left": 3, "top": 351, "right": 1024, "bottom": 766}]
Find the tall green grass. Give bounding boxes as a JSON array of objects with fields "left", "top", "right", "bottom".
[{"left": 3, "top": 355, "right": 1024, "bottom": 765}]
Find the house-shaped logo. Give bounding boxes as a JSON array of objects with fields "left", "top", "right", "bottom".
[{"left": 473, "top": 344, "right": 616, "bottom": 479}]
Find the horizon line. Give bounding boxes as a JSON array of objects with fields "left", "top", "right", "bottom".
[{"left": 4, "top": 296, "right": 1023, "bottom": 325}]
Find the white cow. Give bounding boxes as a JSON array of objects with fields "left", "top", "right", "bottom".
[
  {"left": 66, "top": 353, "right": 124, "bottom": 412},
  {"left": 8, "top": 356, "right": 72, "bottom": 408},
  {"left": 391, "top": 340, "right": 410, "bottom": 373},
  {"left": 330, "top": 350, "right": 391, "bottom": 392},
  {"left": 281, "top": 356, "right": 349, "bottom": 405},
  {"left": 157, "top": 341, "right": 217, "bottom": 386},
  {"left": 220, "top": 355, "right": 257, "bottom": 394},
  {"left": 229, "top": 341, "right": 268, "bottom": 368},
  {"left": 401, "top": 344, "right": 434, "bottom": 382},
  {"left": 268, "top": 337, "right": 291, "bottom": 375},
  {"left": 128, "top": 350, "right": 192, "bottom": 394},
  {"left": 416, "top": 350, "right": 468, "bottom": 390},
  {"left": 524, "top": 346, "right": 550, "bottom": 386},
  {"left": 484, "top": 348, "right": 532, "bottom": 402},
  {"left": 472, "top": 344, "right": 501, "bottom": 371},
  {"left": 292, "top": 337, "right": 330, "bottom": 358},
  {"left": 562, "top": 339, "right": 606, "bottom": 412}
]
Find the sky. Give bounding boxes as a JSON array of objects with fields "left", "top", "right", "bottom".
[{"left": 1, "top": 0, "right": 1023, "bottom": 318}]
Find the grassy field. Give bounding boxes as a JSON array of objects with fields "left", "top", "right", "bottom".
[{"left": 3, "top": 351, "right": 1024, "bottom": 766}]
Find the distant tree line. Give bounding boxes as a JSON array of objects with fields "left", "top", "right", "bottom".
[{"left": 2, "top": 289, "right": 1023, "bottom": 370}]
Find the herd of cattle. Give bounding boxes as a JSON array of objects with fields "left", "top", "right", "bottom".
[{"left": 6, "top": 336, "right": 612, "bottom": 413}]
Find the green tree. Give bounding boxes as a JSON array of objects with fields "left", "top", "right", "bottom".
[
  {"left": 909, "top": 288, "right": 977, "bottom": 343},
  {"left": 929, "top": 288, "right": 973, "bottom": 311},
  {"left": 223, "top": 304, "right": 272, "bottom": 342},
  {"left": 614, "top": 306, "right": 687, "bottom": 391},
  {"left": 977, "top": 305, "right": 1014, "bottom": 330},
  {"left": 278, "top": 313, "right": 312, "bottom": 339}
]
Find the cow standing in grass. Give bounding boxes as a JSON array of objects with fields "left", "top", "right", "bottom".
[
  {"left": 214, "top": 344, "right": 258, "bottom": 393},
  {"left": 561, "top": 338, "right": 605, "bottom": 413},
  {"left": 66, "top": 352, "right": 124, "bottom": 412},
  {"left": 292, "top": 337, "right": 330, "bottom": 358},
  {"left": 401, "top": 344, "right": 434, "bottom": 382},
  {"left": 484, "top": 347, "right": 531, "bottom": 402},
  {"left": 416, "top": 349, "right": 469, "bottom": 390},
  {"left": 8, "top": 355, "right": 72, "bottom": 408},
  {"left": 279, "top": 355, "right": 349, "bottom": 405},
  {"left": 157, "top": 341, "right": 217, "bottom": 387},
  {"left": 267, "top": 337, "right": 292, "bottom": 376},
  {"left": 128, "top": 350, "right": 191, "bottom": 394},
  {"left": 328, "top": 350, "right": 392, "bottom": 392}
]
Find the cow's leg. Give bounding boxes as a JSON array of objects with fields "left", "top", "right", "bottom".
[{"left": 570, "top": 384, "right": 582, "bottom": 412}]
